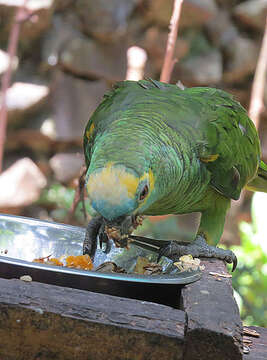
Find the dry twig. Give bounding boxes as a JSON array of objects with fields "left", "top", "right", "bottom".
[
  {"left": 126, "top": 46, "right": 147, "bottom": 81},
  {"left": 243, "top": 327, "right": 260, "bottom": 338},
  {"left": 66, "top": 165, "right": 88, "bottom": 223},
  {"left": 248, "top": 17, "right": 267, "bottom": 128},
  {"left": 160, "top": 0, "right": 184, "bottom": 83},
  {"left": 209, "top": 271, "right": 232, "bottom": 278}
]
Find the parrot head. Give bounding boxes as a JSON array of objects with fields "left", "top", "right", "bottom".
[{"left": 86, "top": 162, "right": 154, "bottom": 245}]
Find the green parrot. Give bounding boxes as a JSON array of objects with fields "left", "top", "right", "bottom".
[{"left": 83, "top": 79, "right": 267, "bottom": 271}]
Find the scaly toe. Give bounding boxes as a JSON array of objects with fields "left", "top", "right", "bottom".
[
  {"left": 83, "top": 216, "right": 103, "bottom": 259},
  {"left": 157, "top": 238, "right": 238, "bottom": 271},
  {"left": 224, "top": 250, "right": 237, "bottom": 272}
]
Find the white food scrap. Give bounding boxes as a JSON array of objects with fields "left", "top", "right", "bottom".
[
  {"left": 20, "top": 275, "right": 32, "bottom": 282},
  {"left": 174, "top": 254, "right": 205, "bottom": 272}
]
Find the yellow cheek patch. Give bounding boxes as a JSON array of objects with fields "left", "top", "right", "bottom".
[
  {"left": 148, "top": 168, "right": 155, "bottom": 192},
  {"left": 139, "top": 168, "right": 155, "bottom": 192},
  {"left": 120, "top": 173, "right": 139, "bottom": 197},
  {"left": 87, "top": 163, "right": 155, "bottom": 207},
  {"left": 136, "top": 168, "right": 155, "bottom": 210},
  {"left": 86, "top": 123, "right": 95, "bottom": 139},
  {"left": 87, "top": 163, "right": 139, "bottom": 204}
]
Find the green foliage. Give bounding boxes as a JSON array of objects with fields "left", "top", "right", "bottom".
[
  {"left": 230, "top": 192, "right": 267, "bottom": 327},
  {"left": 38, "top": 183, "right": 96, "bottom": 223},
  {"left": 39, "top": 183, "right": 76, "bottom": 209}
]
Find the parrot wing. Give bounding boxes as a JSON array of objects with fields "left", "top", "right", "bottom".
[{"left": 178, "top": 87, "right": 260, "bottom": 200}]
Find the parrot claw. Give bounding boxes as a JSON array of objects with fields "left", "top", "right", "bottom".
[
  {"left": 83, "top": 216, "right": 102, "bottom": 259},
  {"left": 99, "top": 230, "right": 112, "bottom": 254},
  {"left": 157, "top": 234, "right": 238, "bottom": 271},
  {"left": 83, "top": 216, "right": 112, "bottom": 259}
]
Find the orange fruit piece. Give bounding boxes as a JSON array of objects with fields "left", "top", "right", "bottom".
[
  {"left": 65, "top": 254, "right": 93, "bottom": 270},
  {"left": 48, "top": 258, "right": 64, "bottom": 266}
]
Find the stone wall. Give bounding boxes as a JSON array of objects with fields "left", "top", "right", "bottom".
[{"left": 0, "top": 0, "right": 266, "bottom": 218}]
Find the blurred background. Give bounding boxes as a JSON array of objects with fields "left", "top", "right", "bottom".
[{"left": 0, "top": 0, "right": 266, "bottom": 326}]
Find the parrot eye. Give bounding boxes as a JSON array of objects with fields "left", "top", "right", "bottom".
[{"left": 139, "top": 185, "right": 149, "bottom": 201}]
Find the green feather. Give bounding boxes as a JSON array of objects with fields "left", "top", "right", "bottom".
[
  {"left": 246, "top": 161, "right": 267, "bottom": 193},
  {"left": 84, "top": 79, "right": 267, "bottom": 246}
]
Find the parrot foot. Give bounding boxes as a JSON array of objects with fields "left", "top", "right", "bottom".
[
  {"left": 158, "top": 234, "right": 237, "bottom": 272},
  {"left": 83, "top": 216, "right": 112, "bottom": 260},
  {"left": 83, "top": 215, "right": 144, "bottom": 259}
]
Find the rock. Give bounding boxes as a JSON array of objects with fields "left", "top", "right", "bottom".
[
  {"left": 54, "top": 0, "right": 74, "bottom": 12},
  {"left": 205, "top": 10, "right": 238, "bottom": 47},
  {"left": 51, "top": 71, "right": 108, "bottom": 140},
  {"left": 141, "top": 27, "right": 189, "bottom": 72},
  {"left": 42, "top": 14, "right": 82, "bottom": 68},
  {"left": 0, "top": 49, "right": 18, "bottom": 76},
  {"left": 49, "top": 152, "right": 84, "bottom": 183},
  {"left": 0, "top": 0, "right": 55, "bottom": 49},
  {"left": 145, "top": 0, "right": 218, "bottom": 28},
  {"left": 0, "top": 158, "right": 47, "bottom": 209},
  {"left": 60, "top": 36, "right": 127, "bottom": 81},
  {"left": 233, "top": 0, "right": 267, "bottom": 31},
  {"left": 175, "top": 49, "right": 223, "bottom": 85},
  {"left": 2, "top": 82, "right": 49, "bottom": 127},
  {"left": 75, "top": 0, "right": 138, "bottom": 41},
  {"left": 223, "top": 37, "right": 260, "bottom": 83},
  {"left": 216, "top": 0, "right": 240, "bottom": 7},
  {"left": 6, "top": 129, "right": 54, "bottom": 154}
]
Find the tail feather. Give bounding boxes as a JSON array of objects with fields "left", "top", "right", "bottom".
[{"left": 246, "top": 161, "right": 267, "bottom": 193}]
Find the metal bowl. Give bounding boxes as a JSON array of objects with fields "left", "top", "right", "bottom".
[{"left": 0, "top": 214, "right": 201, "bottom": 306}]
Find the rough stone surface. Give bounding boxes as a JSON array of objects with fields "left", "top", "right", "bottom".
[
  {"left": 224, "top": 36, "right": 260, "bottom": 83},
  {"left": 176, "top": 49, "right": 223, "bottom": 85},
  {"left": 3, "top": 82, "right": 49, "bottom": 126},
  {"left": 54, "top": 0, "right": 74, "bottom": 12},
  {"left": 49, "top": 152, "right": 84, "bottom": 183},
  {"left": 205, "top": 10, "right": 239, "bottom": 47},
  {"left": 6, "top": 129, "right": 54, "bottom": 154},
  {"left": 145, "top": 0, "right": 218, "bottom": 28},
  {"left": 42, "top": 14, "right": 82, "bottom": 68},
  {"left": 51, "top": 71, "right": 107, "bottom": 139},
  {"left": 233, "top": 0, "right": 267, "bottom": 31},
  {"left": 60, "top": 36, "right": 128, "bottom": 81},
  {"left": 141, "top": 27, "right": 189, "bottom": 72},
  {"left": 0, "top": 0, "right": 266, "bottom": 248},
  {"left": 0, "top": 158, "right": 47, "bottom": 208},
  {"left": 75, "top": 0, "right": 138, "bottom": 41}
]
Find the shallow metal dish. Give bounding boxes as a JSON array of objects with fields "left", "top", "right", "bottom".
[{"left": 0, "top": 214, "right": 201, "bottom": 306}]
